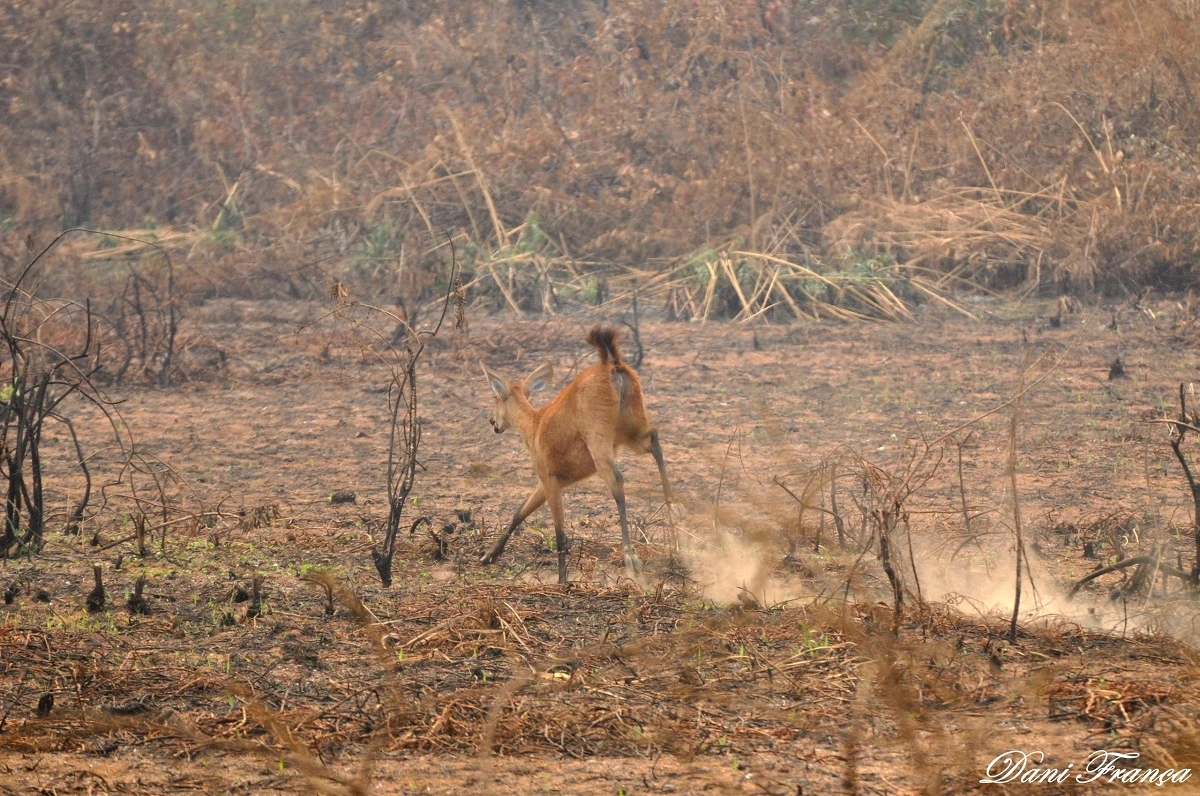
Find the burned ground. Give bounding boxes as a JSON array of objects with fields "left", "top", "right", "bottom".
[{"left": 2, "top": 298, "right": 1200, "bottom": 794}]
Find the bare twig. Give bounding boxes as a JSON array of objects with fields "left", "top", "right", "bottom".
[{"left": 1008, "top": 352, "right": 1028, "bottom": 643}]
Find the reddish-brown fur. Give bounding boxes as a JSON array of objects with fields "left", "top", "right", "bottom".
[{"left": 480, "top": 327, "right": 672, "bottom": 583}]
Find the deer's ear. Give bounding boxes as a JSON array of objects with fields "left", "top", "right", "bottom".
[
  {"left": 525, "top": 361, "right": 553, "bottom": 393},
  {"left": 481, "top": 363, "right": 508, "bottom": 398}
]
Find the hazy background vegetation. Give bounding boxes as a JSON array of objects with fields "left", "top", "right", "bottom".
[{"left": 2, "top": 0, "right": 1198, "bottom": 311}]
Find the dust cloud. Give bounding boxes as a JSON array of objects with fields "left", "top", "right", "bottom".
[
  {"left": 676, "top": 524, "right": 813, "bottom": 607},
  {"left": 909, "top": 538, "right": 1200, "bottom": 644}
]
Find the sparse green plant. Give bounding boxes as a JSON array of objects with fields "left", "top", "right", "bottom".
[{"left": 352, "top": 219, "right": 405, "bottom": 278}]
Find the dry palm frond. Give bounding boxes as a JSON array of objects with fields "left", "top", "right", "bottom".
[
  {"left": 629, "top": 245, "right": 976, "bottom": 324},
  {"left": 54, "top": 228, "right": 210, "bottom": 261},
  {"left": 823, "top": 191, "right": 1057, "bottom": 288}
]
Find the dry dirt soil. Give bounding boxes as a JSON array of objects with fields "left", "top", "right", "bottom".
[{"left": 3, "top": 297, "right": 1200, "bottom": 795}]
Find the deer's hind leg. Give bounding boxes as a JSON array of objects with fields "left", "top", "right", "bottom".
[
  {"left": 647, "top": 430, "right": 673, "bottom": 506},
  {"left": 587, "top": 438, "right": 641, "bottom": 578},
  {"left": 629, "top": 428, "right": 675, "bottom": 526},
  {"left": 545, "top": 482, "right": 570, "bottom": 585}
]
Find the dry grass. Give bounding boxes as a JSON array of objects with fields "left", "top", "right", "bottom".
[
  {"left": 2, "top": 1, "right": 1199, "bottom": 308},
  {"left": 3, "top": 572, "right": 1197, "bottom": 792}
]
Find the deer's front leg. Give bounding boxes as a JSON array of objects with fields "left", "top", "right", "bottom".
[{"left": 481, "top": 482, "right": 546, "bottom": 565}]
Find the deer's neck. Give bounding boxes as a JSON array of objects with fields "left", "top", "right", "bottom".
[{"left": 508, "top": 391, "right": 540, "bottom": 450}]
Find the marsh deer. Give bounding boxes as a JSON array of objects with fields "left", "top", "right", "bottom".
[{"left": 480, "top": 327, "right": 672, "bottom": 583}]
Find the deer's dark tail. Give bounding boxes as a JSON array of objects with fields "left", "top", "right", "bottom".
[{"left": 587, "top": 326, "right": 623, "bottom": 366}]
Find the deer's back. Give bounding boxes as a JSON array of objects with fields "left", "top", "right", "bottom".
[{"left": 535, "top": 363, "right": 649, "bottom": 457}]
